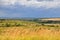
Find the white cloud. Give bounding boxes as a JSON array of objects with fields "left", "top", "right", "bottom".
[{"left": 0, "top": 0, "right": 60, "bottom": 8}]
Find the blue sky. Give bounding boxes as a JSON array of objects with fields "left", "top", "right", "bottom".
[{"left": 0, "top": 0, "right": 60, "bottom": 18}]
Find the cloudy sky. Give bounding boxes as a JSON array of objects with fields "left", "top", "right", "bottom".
[{"left": 0, "top": 0, "right": 60, "bottom": 18}]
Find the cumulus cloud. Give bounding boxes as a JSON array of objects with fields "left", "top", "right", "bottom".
[{"left": 0, "top": 0, "right": 60, "bottom": 8}]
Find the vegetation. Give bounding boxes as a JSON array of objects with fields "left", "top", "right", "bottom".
[{"left": 0, "top": 18, "right": 60, "bottom": 40}]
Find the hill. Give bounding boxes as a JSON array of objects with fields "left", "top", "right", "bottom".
[{"left": 33, "top": 18, "right": 60, "bottom": 24}]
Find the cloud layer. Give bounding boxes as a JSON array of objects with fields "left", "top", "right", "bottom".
[{"left": 0, "top": 0, "right": 60, "bottom": 8}]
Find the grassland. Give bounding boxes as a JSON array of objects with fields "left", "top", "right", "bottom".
[{"left": 0, "top": 18, "right": 60, "bottom": 40}]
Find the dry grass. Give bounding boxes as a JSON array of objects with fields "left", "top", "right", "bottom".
[
  {"left": 40, "top": 18, "right": 60, "bottom": 21},
  {"left": 0, "top": 27, "right": 60, "bottom": 40}
]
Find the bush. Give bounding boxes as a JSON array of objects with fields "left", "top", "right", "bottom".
[
  {"left": 16, "top": 24, "right": 20, "bottom": 26},
  {"left": 41, "top": 24, "right": 45, "bottom": 26},
  {"left": 5, "top": 23, "right": 10, "bottom": 27},
  {"left": 15, "top": 23, "right": 24, "bottom": 26}
]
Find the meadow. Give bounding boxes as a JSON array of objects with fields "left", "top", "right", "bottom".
[{"left": 0, "top": 18, "right": 60, "bottom": 40}]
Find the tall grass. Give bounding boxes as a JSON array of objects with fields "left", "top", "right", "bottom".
[
  {"left": 0, "top": 19, "right": 60, "bottom": 40},
  {"left": 0, "top": 27, "right": 60, "bottom": 40}
]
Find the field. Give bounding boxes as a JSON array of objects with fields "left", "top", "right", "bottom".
[{"left": 0, "top": 18, "right": 60, "bottom": 40}]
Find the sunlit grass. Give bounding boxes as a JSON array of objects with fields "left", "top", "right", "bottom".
[
  {"left": 0, "top": 19, "right": 60, "bottom": 40},
  {"left": 0, "top": 27, "right": 60, "bottom": 40}
]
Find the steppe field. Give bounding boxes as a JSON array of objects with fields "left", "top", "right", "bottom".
[{"left": 0, "top": 18, "right": 60, "bottom": 40}]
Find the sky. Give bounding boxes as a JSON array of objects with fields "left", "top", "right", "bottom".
[{"left": 0, "top": 0, "right": 60, "bottom": 18}]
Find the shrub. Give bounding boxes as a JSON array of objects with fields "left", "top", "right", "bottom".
[
  {"left": 5, "top": 23, "right": 10, "bottom": 27},
  {"left": 41, "top": 24, "right": 45, "bottom": 26}
]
